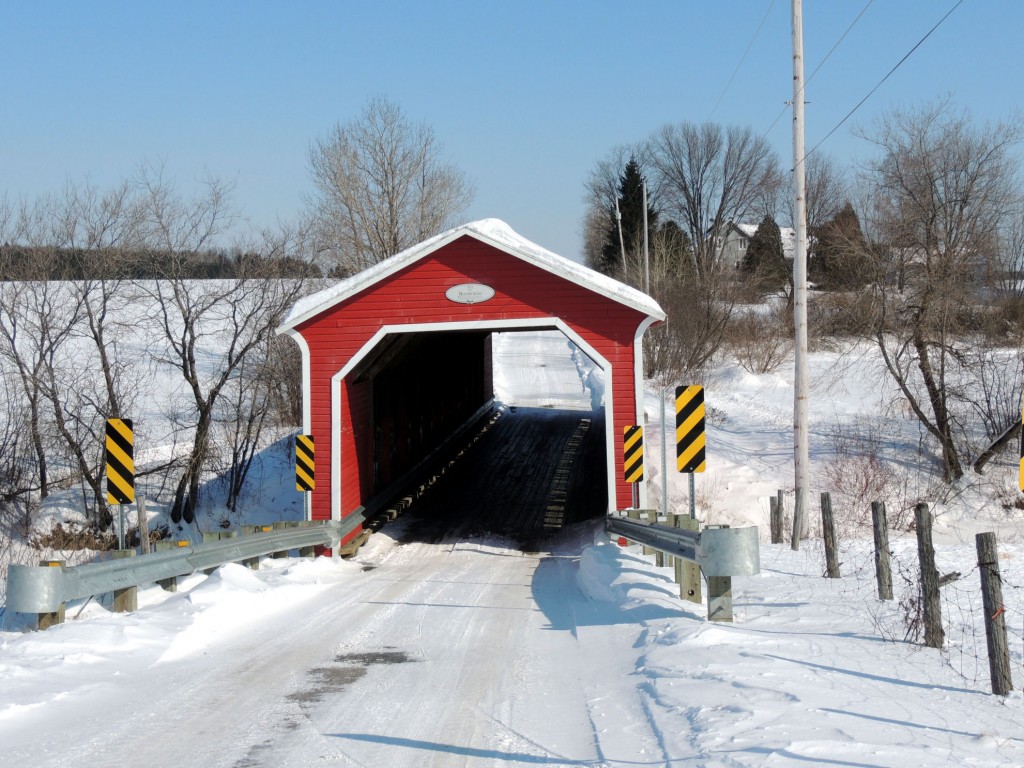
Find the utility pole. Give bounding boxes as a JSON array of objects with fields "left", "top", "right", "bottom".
[
  {"left": 615, "top": 198, "right": 627, "bottom": 275},
  {"left": 642, "top": 180, "right": 650, "bottom": 294},
  {"left": 790, "top": 0, "right": 810, "bottom": 550}
]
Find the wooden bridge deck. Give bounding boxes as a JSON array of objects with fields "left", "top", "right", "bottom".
[{"left": 399, "top": 406, "right": 607, "bottom": 545}]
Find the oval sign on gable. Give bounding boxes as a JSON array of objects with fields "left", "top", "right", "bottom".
[{"left": 445, "top": 283, "right": 495, "bottom": 305}]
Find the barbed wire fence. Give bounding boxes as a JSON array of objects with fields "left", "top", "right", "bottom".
[
  {"left": 821, "top": 496, "right": 1024, "bottom": 694},
  {"left": 766, "top": 483, "right": 1024, "bottom": 696}
]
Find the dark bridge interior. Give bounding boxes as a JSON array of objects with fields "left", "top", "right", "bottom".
[{"left": 395, "top": 405, "right": 607, "bottom": 548}]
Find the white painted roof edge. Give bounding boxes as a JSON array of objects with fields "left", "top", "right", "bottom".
[{"left": 278, "top": 218, "right": 666, "bottom": 332}]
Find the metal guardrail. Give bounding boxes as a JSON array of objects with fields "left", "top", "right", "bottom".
[
  {"left": 606, "top": 512, "right": 760, "bottom": 622},
  {"left": 6, "top": 515, "right": 365, "bottom": 616},
  {"left": 606, "top": 516, "right": 760, "bottom": 577}
]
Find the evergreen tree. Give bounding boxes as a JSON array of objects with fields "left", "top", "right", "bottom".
[
  {"left": 742, "top": 215, "right": 787, "bottom": 288},
  {"left": 598, "top": 157, "right": 658, "bottom": 278},
  {"left": 812, "top": 202, "right": 868, "bottom": 288}
]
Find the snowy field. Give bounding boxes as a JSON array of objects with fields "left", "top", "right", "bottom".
[{"left": 2, "top": 330, "right": 1024, "bottom": 766}]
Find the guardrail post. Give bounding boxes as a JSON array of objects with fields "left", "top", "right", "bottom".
[
  {"left": 637, "top": 510, "right": 655, "bottom": 556},
  {"left": 202, "top": 532, "right": 223, "bottom": 574},
  {"left": 654, "top": 514, "right": 667, "bottom": 567},
  {"left": 241, "top": 525, "right": 263, "bottom": 570},
  {"left": 110, "top": 550, "right": 137, "bottom": 612},
  {"left": 705, "top": 525, "right": 732, "bottom": 622},
  {"left": 37, "top": 560, "right": 65, "bottom": 629},
  {"left": 272, "top": 521, "right": 291, "bottom": 558},
  {"left": 666, "top": 514, "right": 678, "bottom": 571},
  {"left": 675, "top": 516, "right": 702, "bottom": 605},
  {"left": 152, "top": 541, "right": 179, "bottom": 591},
  {"left": 625, "top": 508, "right": 640, "bottom": 547},
  {"left": 299, "top": 522, "right": 319, "bottom": 558},
  {"left": 707, "top": 575, "right": 732, "bottom": 622}
]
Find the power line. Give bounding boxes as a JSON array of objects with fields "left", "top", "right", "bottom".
[
  {"left": 803, "top": 0, "right": 965, "bottom": 163},
  {"left": 763, "top": 0, "right": 875, "bottom": 137},
  {"left": 708, "top": 0, "right": 777, "bottom": 120}
]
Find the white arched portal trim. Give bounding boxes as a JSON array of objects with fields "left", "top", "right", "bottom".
[
  {"left": 328, "top": 317, "right": 619, "bottom": 522},
  {"left": 282, "top": 329, "right": 313, "bottom": 521},
  {"left": 283, "top": 329, "right": 313, "bottom": 432},
  {"left": 633, "top": 316, "right": 660, "bottom": 510}
]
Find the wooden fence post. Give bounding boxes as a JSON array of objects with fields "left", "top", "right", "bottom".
[
  {"left": 820, "top": 492, "right": 840, "bottom": 578},
  {"left": 976, "top": 532, "right": 1013, "bottom": 695},
  {"left": 871, "top": 501, "right": 893, "bottom": 600},
  {"left": 915, "top": 503, "right": 944, "bottom": 649},
  {"left": 769, "top": 496, "right": 783, "bottom": 544}
]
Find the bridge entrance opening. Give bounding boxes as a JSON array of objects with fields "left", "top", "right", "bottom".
[{"left": 359, "top": 329, "right": 608, "bottom": 545}]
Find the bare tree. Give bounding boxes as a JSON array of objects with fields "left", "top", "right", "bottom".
[
  {"left": 998, "top": 209, "right": 1024, "bottom": 304},
  {"left": 136, "top": 175, "right": 307, "bottom": 523},
  {"left": 647, "top": 122, "right": 781, "bottom": 278},
  {"left": 0, "top": 196, "right": 85, "bottom": 503},
  {"left": 644, "top": 266, "right": 743, "bottom": 383},
  {"left": 308, "top": 97, "right": 474, "bottom": 275},
  {"left": 859, "top": 99, "right": 1023, "bottom": 481},
  {"left": 0, "top": 374, "right": 34, "bottom": 504},
  {"left": 36, "top": 182, "right": 146, "bottom": 524},
  {"left": 215, "top": 337, "right": 275, "bottom": 513},
  {"left": 146, "top": 266, "right": 305, "bottom": 524}
]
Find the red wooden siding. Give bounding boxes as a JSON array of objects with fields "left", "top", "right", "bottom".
[{"left": 296, "top": 234, "right": 650, "bottom": 521}]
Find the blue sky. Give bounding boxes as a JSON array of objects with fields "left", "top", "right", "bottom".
[{"left": 2, "top": 1, "right": 1020, "bottom": 262}]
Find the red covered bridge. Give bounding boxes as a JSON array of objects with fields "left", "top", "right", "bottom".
[{"left": 277, "top": 219, "right": 665, "bottom": 538}]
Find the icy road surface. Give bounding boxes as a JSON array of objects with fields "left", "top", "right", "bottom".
[
  {"left": 5, "top": 526, "right": 1024, "bottom": 767},
  {"left": 1, "top": 529, "right": 686, "bottom": 767}
]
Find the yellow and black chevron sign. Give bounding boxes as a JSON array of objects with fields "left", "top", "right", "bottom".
[
  {"left": 105, "top": 418, "right": 135, "bottom": 505},
  {"left": 296, "top": 434, "right": 315, "bottom": 492},
  {"left": 623, "top": 425, "right": 644, "bottom": 483},
  {"left": 676, "top": 385, "right": 706, "bottom": 473}
]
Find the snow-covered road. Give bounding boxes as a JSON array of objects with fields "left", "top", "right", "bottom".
[
  {"left": 6, "top": 524, "right": 1024, "bottom": 767},
  {"left": 1, "top": 527, "right": 687, "bottom": 768}
]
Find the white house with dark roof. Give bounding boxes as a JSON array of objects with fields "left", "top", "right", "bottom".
[{"left": 716, "top": 220, "right": 797, "bottom": 270}]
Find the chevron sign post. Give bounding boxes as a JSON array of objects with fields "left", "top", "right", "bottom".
[
  {"left": 296, "top": 434, "right": 315, "bottom": 493},
  {"left": 623, "top": 425, "right": 643, "bottom": 509},
  {"left": 676, "top": 386, "right": 706, "bottom": 519},
  {"left": 105, "top": 418, "right": 135, "bottom": 505},
  {"left": 105, "top": 418, "right": 135, "bottom": 550}
]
